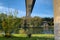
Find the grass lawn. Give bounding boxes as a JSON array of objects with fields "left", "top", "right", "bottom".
[
  {"left": 0, "top": 34, "right": 54, "bottom": 40},
  {"left": 0, "top": 37, "right": 54, "bottom": 40}
]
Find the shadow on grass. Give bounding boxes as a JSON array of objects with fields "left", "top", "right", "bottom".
[{"left": 0, "top": 36, "right": 54, "bottom": 40}]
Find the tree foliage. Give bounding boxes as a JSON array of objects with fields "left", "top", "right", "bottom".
[{"left": 0, "top": 12, "right": 54, "bottom": 35}]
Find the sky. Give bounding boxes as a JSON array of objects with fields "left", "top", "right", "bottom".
[{"left": 0, "top": 0, "right": 53, "bottom": 18}]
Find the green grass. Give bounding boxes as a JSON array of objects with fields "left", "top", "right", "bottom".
[
  {"left": 0, "top": 34, "right": 54, "bottom": 40},
  {"left": 12, "top": 34, "right": 54, "bottom": 37},
  {"left": 0, "top": 37, "right": 54, "bottom": 40}
]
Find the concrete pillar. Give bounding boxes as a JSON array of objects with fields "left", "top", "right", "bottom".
[
  {"left": 54, "top": 0, "right": 60, "bottom": 40},
  {"left": 25, "top": 0, "right": 36, "bottom": 28},
  {"left": 26, "top": 0, "right": 36, "bottom": 17},
  {"left": 26, "top": 0, "right": 33, "bottom": 17}
]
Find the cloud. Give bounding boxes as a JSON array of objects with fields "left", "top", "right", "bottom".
[
  {"left": 0, "top": 6, "right": 26, "bottom": 17},
  {"left": 0, "top": 6, "right": 8, "bottom": 13},
  {"left": 31, "top": 13, "right": 53, "bottom": 18},
  {"left": 0, "top": 6, "right": 53, "bottom": 18},
  {"left": 31, "top": 10, "right": 53, "bottom": 18},
  {"left": 17, "top": 10, "right": 26, "bottom": 17}
]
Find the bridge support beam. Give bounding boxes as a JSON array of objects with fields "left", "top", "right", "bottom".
[{"left": 25, "top": 0, "right": 36, "bottom": 28}]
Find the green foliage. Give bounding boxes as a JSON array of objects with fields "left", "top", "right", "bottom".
[
  {"left": 0, "top": 12, "right": 54, "bottom": 34},
  {"left": 42, "top": 17, "right": 54, "bottom": 26},
  {"left": 0, "top": 10, "right": 21, "bottom": 35},
  {"left": 31, "top": 16, "right": 43, "bottom": 27}
]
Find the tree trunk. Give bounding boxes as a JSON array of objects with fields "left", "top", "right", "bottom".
[{"left": 5, "top": 32, "right": 11, "bottom": 38}]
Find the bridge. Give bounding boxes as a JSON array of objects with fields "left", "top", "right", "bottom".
[{"left": 26, "top": 0, "right": 60, "bottom": 40}]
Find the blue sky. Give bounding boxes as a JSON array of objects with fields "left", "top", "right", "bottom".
[{"left": 0, "top": 0, "right": 53, "bottom": 18}]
